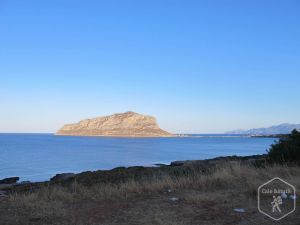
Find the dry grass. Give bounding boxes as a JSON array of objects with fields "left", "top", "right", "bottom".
[{"left": 1, "top": 164, "right": 299, "bottom": 225}]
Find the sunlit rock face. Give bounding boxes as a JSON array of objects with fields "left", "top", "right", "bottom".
[{"left": 56, "top": 111, "right": 174, "bottom": 137}]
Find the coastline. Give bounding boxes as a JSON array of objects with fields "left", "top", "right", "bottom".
[
  {"left": 1, "top": 153, "right": 299, "bottom": 225},
  {"left": 0, "top": 133, "right": 276, "bottom": 183},
  {"left": 0, "top": 154, "right": 267, "bottom": 190}
]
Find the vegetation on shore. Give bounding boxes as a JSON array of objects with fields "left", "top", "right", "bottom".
[
  {"left": 1, "top": 160, "right": 299, "bottom": 224},
  {"left": 0, "top": 130, "right": 299, "bottom": 225},
  {"left": 268, "top": 129, "right": 300, "bottom": 164}
]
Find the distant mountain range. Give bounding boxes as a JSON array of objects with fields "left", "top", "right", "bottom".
[{"left": 226, "top": 123, "right": 300, "bottom": 135}]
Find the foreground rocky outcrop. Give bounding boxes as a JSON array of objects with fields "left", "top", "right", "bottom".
[
  {"left": 0, "top": 177, "right": 20, "bottom": 193},
  {"left": 1, "top": 154, "right": 267, "bottom": 192},
  {"left": 56, "top": 111, "right": 174, "bottom": 137},
  {"left": 0, "top": 177, "right": 19, "bottom": 185}
]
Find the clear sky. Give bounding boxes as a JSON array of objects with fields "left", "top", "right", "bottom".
[{"left": 1, "top": 0, "right": 300, "bottom": 133}]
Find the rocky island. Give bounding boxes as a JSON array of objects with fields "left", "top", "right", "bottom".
[{"left": 56, "top": 111, "right": 174, "bottom": 137}]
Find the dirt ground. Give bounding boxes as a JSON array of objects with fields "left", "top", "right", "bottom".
[
  {"left": 0, "top": 161, "right": 299, "bottom": 225},
  {"left": 1, "top": 190, "right": 299, "bottom": 225}
]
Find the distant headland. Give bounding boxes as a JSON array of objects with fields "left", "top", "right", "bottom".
[
  {"left": 226, "top": 123, "right": 300, "bottom": 135},
  {"left": 56, "top": 111, "right": 175, "bottom": 137}
]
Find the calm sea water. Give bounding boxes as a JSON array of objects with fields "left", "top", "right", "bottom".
[{"left": 0, "top": 134, "right": 276, "bottom": 182}]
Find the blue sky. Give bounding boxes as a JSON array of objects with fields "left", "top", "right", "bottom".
[{"left": 1, "top": 0, "right": 300, "bottom": 133}]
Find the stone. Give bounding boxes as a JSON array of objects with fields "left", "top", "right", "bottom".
[
  {"left": 281, "top": 192, "right": 288, "bottom": 199},
  {"left": 50, "top": 173, "right": 75, "bottom": 182},
  {"left": 56, "top": 111, "right": 174, "bottom": 137},
  {"left": 170, "top": 161, "right": 185, "bottom": 166},
  {"left": 0, "top": 177, "right": 19, "bottom": 184},
  {"left": 169, "top": 197, "right": 179, "bottom": 202},
  {"left": 234, "top": 208, "right": 245, "bottom": 213},
  {"left": 289, "top": 194, "right": 297, "bottom": 200},
  {"left": 19, "top": 181, "right": 31, "bottom": 185}
]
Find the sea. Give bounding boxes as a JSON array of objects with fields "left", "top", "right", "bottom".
[{"left": 0, "top": 134, "right": 276, "bottom": 182}]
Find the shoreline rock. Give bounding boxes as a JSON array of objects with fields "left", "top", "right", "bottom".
[
  {"left": 3, "top": 154, "right": 269, "bottom": 194},
  {"left": 50, "top": 173, "right": 75, "bottom": 182},
  {"left": 0, "top": 177, "right": 19, "bottom": 185}
]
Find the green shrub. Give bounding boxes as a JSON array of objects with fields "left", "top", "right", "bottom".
[{"left": 267, "top": 129, "right": 300, "bottom": 164}]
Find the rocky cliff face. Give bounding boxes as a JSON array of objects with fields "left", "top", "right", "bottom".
[{"left": 56, "top": 111, "right": 174, "bottom": 137}]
